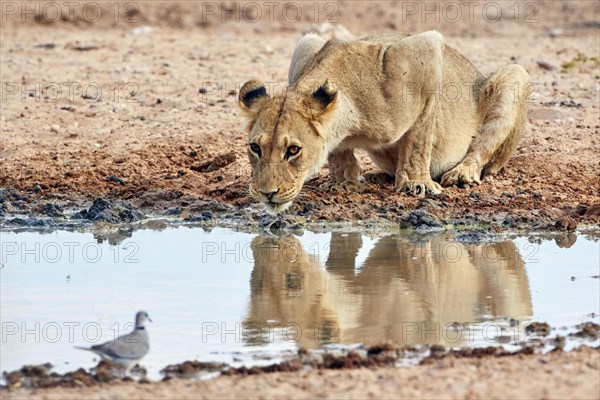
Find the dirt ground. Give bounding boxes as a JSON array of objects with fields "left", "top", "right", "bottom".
[
  {"left": 1, "top": 0, "right": 599, "bottom": 398},
  {"left": 1, "top": 0, "right": 599, "bottom": 228},
  {"left": 4, "top": 346, "right": 599, "bottom": 400}
]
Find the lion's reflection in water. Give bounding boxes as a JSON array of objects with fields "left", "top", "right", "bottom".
[{"left": 245, "top": 233, "right": 532, "bottom": 348}]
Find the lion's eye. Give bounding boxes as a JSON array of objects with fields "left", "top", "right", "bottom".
[
  {"left": 285, "top": 146, "right": 301, "bottom": 160},
  {"left": 249, "top": 143, "right": 261, "bottom": 157}
]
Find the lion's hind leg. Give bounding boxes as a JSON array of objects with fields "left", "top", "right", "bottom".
[{"left": 441, "top": 64, "right": 530, "bottom": 187}]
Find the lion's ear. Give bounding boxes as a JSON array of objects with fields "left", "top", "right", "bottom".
[
  {"left": 239, "top": 80, "right": 269, "bottom": 114},
  {"left": 306, "top": 81, "right": 338, "bottom": 115}
]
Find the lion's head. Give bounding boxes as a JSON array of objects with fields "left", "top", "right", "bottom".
[{"left": 238, "top": 80, "right": 338, "bottom": 212}]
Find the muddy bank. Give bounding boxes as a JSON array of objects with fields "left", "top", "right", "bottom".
[
  {"left": 3, "top": 345, "right": 599, "bottom": 400},
  {"left": 3, "top": 321, "right": 599, "bottom": 390},
  {"left": 4, "top": 336, "right": 599, "bottom": 389},
  {"left": 2, "top": 189, "right": 599, "bottom": 235}
]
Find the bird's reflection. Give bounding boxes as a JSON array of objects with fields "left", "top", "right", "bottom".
[{"left": 245, "top": 233, "right": 533, "bottom": 348}]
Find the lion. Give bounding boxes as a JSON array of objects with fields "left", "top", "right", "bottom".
[{"left": 239, "top": 31, "right": 531, "bottom": 212}]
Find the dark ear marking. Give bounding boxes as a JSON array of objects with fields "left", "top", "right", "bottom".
[
  {"left": 239, "top": 80, "right": 269, "bottom": 110},
  {"left": 311, "top": 81, "right": 337, "bottom": 109},
  {"left": 243, "top": 86, "right": 267, "bottom": 104}
]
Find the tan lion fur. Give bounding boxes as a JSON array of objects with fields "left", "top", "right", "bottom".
[{"left": 239, "top": 31, "right": 530, "bottom": 212}]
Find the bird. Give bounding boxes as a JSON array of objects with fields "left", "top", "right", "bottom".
[{"left": 75, "top": 311, "right": 151, "bottom": 376}]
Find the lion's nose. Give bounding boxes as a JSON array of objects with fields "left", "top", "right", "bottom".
[{"left": 260, "top": 189, "right": 279, "bottom": 200}]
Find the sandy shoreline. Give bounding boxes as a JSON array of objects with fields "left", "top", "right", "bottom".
[{"left": 3, "top": 346, "right": 599, "bottom": 400}]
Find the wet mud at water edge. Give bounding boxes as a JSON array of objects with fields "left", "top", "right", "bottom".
[{"left": 1, "top": 226, "right": 598, "bottom": 385}]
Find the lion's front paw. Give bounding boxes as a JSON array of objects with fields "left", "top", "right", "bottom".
[
  {"left": 395, "top": 179, "right": 442, "bottom": 196},
  {"left": 440, "top": 162, "right": 482, "bottom": 188},
  {"left": 321, "top": 179, "right": 364, "bottom": 193}
]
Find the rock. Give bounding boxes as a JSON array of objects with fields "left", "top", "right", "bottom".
[
  {"left": 161, "top": 361, "right": 227, "bottom": 379},
  {"left": 71, "top": 198, "right": 144, "bottom": 223},
  {"left": 559, "top": 99, "right": 582, "bottom": 108},
  {"left": 418, "top": 198, "right": 441, "bottom": 209},
  {"left": 131, "top": 26, "right": 157, "bottom": 35},
  {"left": 183, "top": 211, "right": 213, "bottom": 222},
  {"left": 34, "top": 43, "right": 56, "bottom": 49},
  {"left": 398, "top": 209, "right": 444, "bottom": 232},
  {"left": 50, "top": 124, "right": 60, "bottom": 133},
  {"left": 41, "top": 203, "right": 64, "bottom": 217},
  {"left": 536, "top": 60, "right": 557, "bottom": 71},
  {"left": 577, "top": 204, "right": 600, "bottom": 218},
  {"left": 106, "top": 176, "right": 126, "bottom": 185},
  {"left": 162, "top": 207, "right": 182, "bottom": 216},
  {"left": 456, "top": 228, "right": 497, "bottom": 243},
  {"left": 190, "top": 152, "right": 236, "bottom": 173},
  {"left": 570, "top": 322, "right": 600, "bottom": 340},
  {"left": 549, "top": 28, "right": 564, "bottom": 37},
  {"left": 0, "top": 188, "right": 29, "bottom": 217},
  {"left": 259, "top": 215, "right": 288, "bottom": 232},
  {"left": 0, "top": 188, "right": 28, "bottom": 202},
  {"left": 8, "top": 218, "right": 55, "bottom": 227},
  {"left": 555, "top": 216, "right": 577, "bottom": 231},
  {"left": 297, "top": 202, "right": 317, "bottom": 216},
  {"left": 70, "top": 45, "right": 99, "bottom": 52},
  {"left": 525, "top": 322, "right": 551, "bottom": 337},
  {"left": 32, "top": 184, "right": 42, "bottom": 193}
]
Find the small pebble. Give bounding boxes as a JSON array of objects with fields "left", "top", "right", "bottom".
[
  {"left": 537, "top": 60, "right": 557, "bottom": 71},
  {"left": 549, "top": 28, "right": 564, "bottom": 37}
]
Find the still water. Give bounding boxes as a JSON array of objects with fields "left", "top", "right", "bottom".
[{"left": 1, "top": 227, "right": 598, "bottom": 379}]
